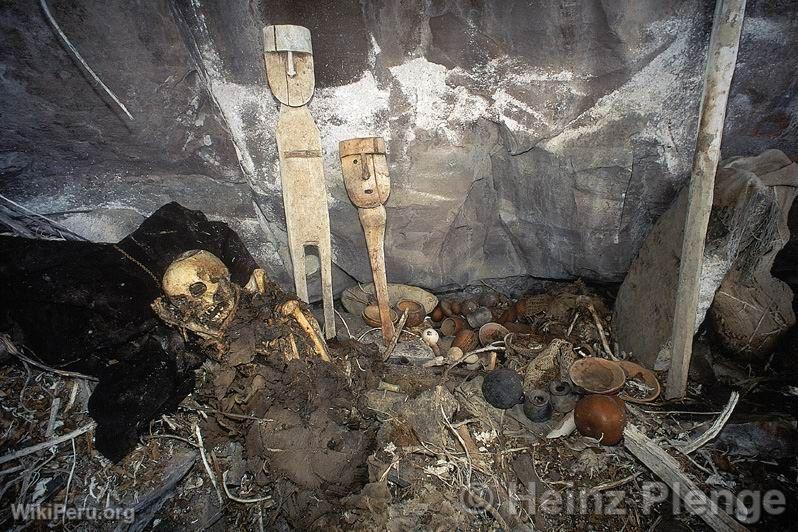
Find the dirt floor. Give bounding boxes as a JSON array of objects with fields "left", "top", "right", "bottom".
[{"left": 1, "top": 280, "right": 797, "bottom": 531}]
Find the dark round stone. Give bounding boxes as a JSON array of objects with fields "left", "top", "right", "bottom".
[{"left": 481, "top": 368, "right": 524, "bottom": 409}]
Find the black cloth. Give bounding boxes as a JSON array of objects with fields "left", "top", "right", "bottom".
[{"left": 0, "top": 202, "right": 259, "bottom": 461}]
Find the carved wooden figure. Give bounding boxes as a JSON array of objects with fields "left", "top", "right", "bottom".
[
  {"left": 340, "top": 137, "right": 395, "bottom": 344},
  {"left": 265, "top": 25, "right": 335, "bottom": 339},
  {"left": 262, "top": 25, "right": 314, "bottom": 107}
]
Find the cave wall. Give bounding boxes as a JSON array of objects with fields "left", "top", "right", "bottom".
[{"left": 1, "top": 0, "right": 796, "bottom": 295}]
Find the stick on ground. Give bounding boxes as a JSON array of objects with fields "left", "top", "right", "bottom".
[
  {"left": 0, "top": 422, "right": 96, "bottom": 465},
  {"left": 624, "top": 423, "right": 748, "bottom": 532}
]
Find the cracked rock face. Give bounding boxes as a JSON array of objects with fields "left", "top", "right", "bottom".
[{"left": 1, "top": 0, "right": 796, "bottom": 295}]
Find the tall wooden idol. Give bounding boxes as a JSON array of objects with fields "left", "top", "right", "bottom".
[
  {"left": 263, "top": 25, "right": 335, "bottom": 339},
  {"left": 339, "top": 137, "right": 395, "bottom": 344}
]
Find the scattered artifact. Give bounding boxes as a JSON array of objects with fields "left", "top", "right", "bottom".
[
  {"left": 430, "top": 304, "right": 445, "bottom": 322},
  {"left": 340, "top": 137, "right": 395, "bottom": 344},
  {"left": 440, "top": 316, "right": 468, "bottom": 337},
  {"left": 523, "top": 389, "right": 553, "bottom": 422},
  {"left": 460, "top": 299, "right": 479, "bottom": 316},
  {"left": 452, "top": 329, "right": 479, "bottom": 352},
  {"left": 549, "top": 380, "right": 578, "bottom": 413},
  {"left": 396, "top": 299, "right": 426, "bottom": 327},
  {"left": 478, "top": 322, "right": 510, "bottom": 346},
  {"left": 440, "top": 298, "right": 458, "bottom": 317},
  {"left": 569, "top": 358, "right": 626, "bottom": 395},
  {"left": 362, "top": 304, "right": 398, "bottom": 328},
  {"left": 422, "top": 328, "right": 441, "bottom": 356},
  {"left": 447, "top": 346, "right": 464, "bottom": 361},
  {"left": 266, "top": 25, "right": 335, "bottom": 339},
  {"left": 466, "top": 306, "right": 493, "bottom": 329},
  {"left": 498, "top": 306, "right": 517, "bottom": 324},
  {"left": 617, "top": 360, "right": 661, "bottom": 403},
  {"left": 340, "top": 282, "right": 437, "bottom": 316},
  {"left": 574, "top": 394, "right": 627, "bottom": 445},
  {"left": 482, "top": 368, "right": 525, "bottom": 409},
  {"left": 505, "top": 333, "right": 545, "bottom": 358}
]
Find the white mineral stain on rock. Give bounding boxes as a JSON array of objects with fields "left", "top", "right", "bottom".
[
  {"left": 309, "top": 70, "right": 390, "bottom": 165},
  {"left": 389, "top": 57, "right": 450, "bottom": 134},
  {"left": 539, "top": 16, "right": 700, "bottom": 176}
]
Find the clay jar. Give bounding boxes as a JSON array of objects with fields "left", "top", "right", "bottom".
[
  {"left": 460, "top": 299, "right": 478, "bottom": 316},
  {"left": 440, "top": 298, "right": 458, "bottom": 317},
  {"left": 548, "top": 380, "right": 577, "bottom": 413},
  {"left": 498, "top": 306, "right": 518, "bottom": 324},
  {"left": 574, "top": 395, "right": 627, "bottom": 445},
  {"left": 440, "top": 316, "right": 468, "bottom": 337},
  {"left": 523, "top": 389, "right": 553, "bottom": 422},
  {"left": 452, "top": 329, "right": 478, "bottom": 352},
  {"left": 430, "top": 304, "right": 445, "bottom": 322},
  {"left": 466, "top": 306, "right": 493, "bottom": 329}
]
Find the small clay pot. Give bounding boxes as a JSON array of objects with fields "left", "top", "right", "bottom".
[
  {"left": 452, "top": 329, "right": 479, "bottom": 352},
  {"left": 430, "top": 304, "right": 445, "bottom": 322},
  {"left": 362, "top": 305, "right": 398, "bottom": 328},
  {"left": 482, "top": 368, "right": 524, "bottom": 409},
  {"left": 478, "top": 322, "right": 510, "bottom": 346},
  {"left": 478, "top": 292, "right": 499, "bottom": 308},
  {"left": 466, "top": 306, "right": 493, "bottom": 329},
  {"left": 523, "top": 389, "right": 553, "bottom": 422},
  {"left": 440, "top": 298, "right": 457, "bottom": 317},
  {"left": 396, "top": 299, "right": 426, "bottom": 327},
  {"left": 574, "top": 394, "right": 627, "bottom": 445},
  {"left": 498, "top": 306, "right": 518, "bottom": 324},
  {"left": 440, "top": 316, "right": 468, "bottom": 337},
  {"left": 460, "top": 299, "right": 478, "bottom": 316},
  {"left": 548, "top": 380, "right": 577, "bottom": 413}
]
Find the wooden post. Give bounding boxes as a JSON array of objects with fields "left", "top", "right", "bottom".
[{"left": 666, "top": 0, "right": 747, "bottom": 399}]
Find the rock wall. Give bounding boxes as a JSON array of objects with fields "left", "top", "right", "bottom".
[{"left": 1, "top": 0, "right": 796, "bottom": 296}]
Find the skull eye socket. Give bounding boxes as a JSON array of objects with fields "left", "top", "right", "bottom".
[{"left": 189, "top": 281, "right": 207, "bottom": 297}]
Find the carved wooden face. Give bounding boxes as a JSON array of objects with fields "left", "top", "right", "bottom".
[
  {"left": 263, "top": 25, "right": 314, "bottom": 107},
  {"left": 339, "top": 137, "right": 391, "bottom": 209}
]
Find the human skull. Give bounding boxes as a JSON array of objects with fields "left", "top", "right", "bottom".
[{"left": 162, "top": 250, "right": 236, "bottom": 323}]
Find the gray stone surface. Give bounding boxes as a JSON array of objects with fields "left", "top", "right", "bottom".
[{"left": 1, "top": 0, "right": 796, "bottom": 297}]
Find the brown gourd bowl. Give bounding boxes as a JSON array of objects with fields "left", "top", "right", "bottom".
[
  {"left": 440, "top": 316, "right": 468, "bottom": 337},
  {"left": 617, "top": 360, "right": 661, "bottom": 404},
  {"left": 430, "top": 304, "right": 445, "bottom": 322},
  {"left": 362, "top": 305, "right": 398, "bottom": 328},
  {"left": 452, "top": 329, "right": 479, "bottom": 352},
  {"left": 569, "top": 358, "right": 626, "bottom": 395},
  {"left": 396, "top": 299, "right": 426, "bottom": 327},
  {"left": 478, "top": 322, "right": 510, "bottom": 346}
]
